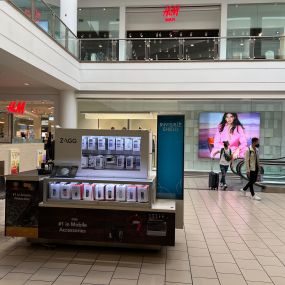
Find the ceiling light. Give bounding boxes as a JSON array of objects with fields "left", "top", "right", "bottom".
[
  {"left": 24, "top": 83, "right": 30, "bottom": 86},
  {"left": 78, "top": 8, "right": 82, "bottom": 11},
  {"left": 190, "top": 44, "right": 194, "bottom": 47},
  {"left": 103, "top": 8, "right": 106, "bottom": 11}
]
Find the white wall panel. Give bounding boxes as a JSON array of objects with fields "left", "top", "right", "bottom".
[{"left": 0, "top": 1, "right": 80, "bottom": 90}]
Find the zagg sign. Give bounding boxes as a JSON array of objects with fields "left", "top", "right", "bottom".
[
  {"left": 163, "top": 5, "right": 180, "bottom": 23},
  {"left": 7, "top": 101, "right": 26, "bottom": 115}
]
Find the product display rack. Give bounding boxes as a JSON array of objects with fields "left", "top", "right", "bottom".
[{"left": 42, "top": 176, "right": 156, "bottom": 209}]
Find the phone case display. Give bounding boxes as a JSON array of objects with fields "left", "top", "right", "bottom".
[
  {"left": 126, "top": 156, "right": 134, "bottom": 169},
  {"left": 95, "top": 155, "right": 105, "bottom": 169},
  {"left": 47, "top": 181, "right": 152, "bottom": 204},
  {"left": 133, "top": 138, "right": 141, "bottom": 152},
  {"left": 60, "top": 183, "right": 72, "bottom": 200},
  {"left": 82, "top": 136, "right": 88, "bottom": 150},
  {"left": 88, "top": 137, "right": 97, "bottom": 151},
  {"left": 137, "top": 185, "right": 149, "bottom": 203},
  {"left": 83, "top": 183, "right": 94, "bottom": 201},
  {"left": 49, "top": 182, "right": 60, "bottom": 199},
  {"left": 116, "top": 184, "right": 127, "bottom": 201},
  {"left": 95, "top": 184, "right": 105, "bottom": 200},
  {"left": 71, "top": 184, "right": 83, "bottom": 200},
  {"left": 108, "top": 138, "right": 116, "bottom": 150},
  {"left": 81, "top": 135, "right": 141, "bottom": 171},
  {"left": 117, "top": 155, "right": 125, "bottom": 169},
  {"left": 124, "top": 138, "right": 133, "bottom": 151},
  {"left": 127, "top": 185, "right": 137, "bottom": 202},
  {"left": 98, "top": 137, "right": 107, "bottom": 150},
  {"left": 105, "top": 184, "right": 115, "bottom": 201},
  {"left": 116, "top": 138, "right": 124, "bottom": 151}
]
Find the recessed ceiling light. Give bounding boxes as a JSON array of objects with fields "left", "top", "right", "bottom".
[
  {"left": 78, "top": 8, "right": 82, "bottom": 11},
  {"left": 103, "top": 8, "right": 106, "bottom": 11},
  {"left": 24, "top": 83, "right": 30, "bottom": 86}
]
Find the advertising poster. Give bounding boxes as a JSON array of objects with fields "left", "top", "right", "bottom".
[
  {"left": 199, "top": 112, "right": 260, "bottom": 159},
  {"left": 10, "top": 149, "right": 20, "bottom": 174},
  {"left": 156, "top": 115, "right": 184, "bottom": 200},
  {"left": 36, "top": 149, "right": 46, "bottom": 168},
  {"left": 5, "top": 180, "right": 40, "bottom": 238}
]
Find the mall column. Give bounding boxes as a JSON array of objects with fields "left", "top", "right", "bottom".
[
  {"left": 59, "top": 91, "right": 77, "bottom": 129},
  {"left": 60, "top": 0, "right": 77, "bottom": 35}
]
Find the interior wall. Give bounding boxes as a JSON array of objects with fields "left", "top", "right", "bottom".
[{"left": 78, "top": 98, "right": 285, "bottom": 172}]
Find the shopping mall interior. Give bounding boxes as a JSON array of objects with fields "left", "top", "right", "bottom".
[{"left": 1, "top": 0, "right": 285, "bottom": 284}]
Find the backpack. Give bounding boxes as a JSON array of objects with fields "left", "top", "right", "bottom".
[{"left": 220, "top": 148, "right": 232, "bottom": 162}]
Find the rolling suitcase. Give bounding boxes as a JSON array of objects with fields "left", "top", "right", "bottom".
[{"left": 209, "top": 160, "right": 219, "bottom": 190}]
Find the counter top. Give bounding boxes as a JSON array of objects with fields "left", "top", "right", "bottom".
[{"left": 6, "top": 170, "right": 49, "bottom": 181}]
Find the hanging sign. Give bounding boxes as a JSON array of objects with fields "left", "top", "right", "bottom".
[
  {"left": 7, "top": 101, "right": 26, "bottom": 115},
  {"left": 163, "top": 5, "right": 180, "bottom": 23}
]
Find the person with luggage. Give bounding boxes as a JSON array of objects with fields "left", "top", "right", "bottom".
[
  {"left": 212, "top": 140, "right": 232, "bottom": 190},
  {"left": 240, "top": 137, "right": 261, "bottom": 200}
]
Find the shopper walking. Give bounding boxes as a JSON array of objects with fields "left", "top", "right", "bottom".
[
  {"left": 212, "top": 140, "right": 232, "bottom": 190},
  {"left": 240, "top": 137, "right": 261, "bottom": 200}
]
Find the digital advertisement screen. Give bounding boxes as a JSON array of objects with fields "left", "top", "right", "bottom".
[{"left": 199, "top": 112, "right": 260, "bottom": 159}]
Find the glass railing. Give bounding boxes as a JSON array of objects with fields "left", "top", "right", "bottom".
[
  {"left": 3, "top": 0, "right": 285, "bottom": 63},
  {"left": 6, "top": 0, "right": 78, "bottom": 58},
  {"left": 79, "top": 36, "right": 285, "bottom": 62},
  {"left": 232, "top": 157, "right": 285, "bottom": 188}
]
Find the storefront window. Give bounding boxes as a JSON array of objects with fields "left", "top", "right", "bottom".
[
  {"left": 227, "top": 3, "right": 285, "bottom": 59},
  {"left": 0, "top": 112, "right": 12, "bottom": 143},
  {"left": 0, "top": 101, "right": 54, "bottom": 144}
]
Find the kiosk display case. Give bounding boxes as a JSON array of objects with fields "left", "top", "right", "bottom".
[{"left": 37, "top": 128, "right": 176, "bottom": 246}]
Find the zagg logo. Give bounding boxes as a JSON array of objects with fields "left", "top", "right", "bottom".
[{"left": 59, "top": 138, "right": 77, "bottom": 144}]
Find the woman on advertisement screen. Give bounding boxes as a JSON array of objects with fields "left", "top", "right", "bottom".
[{"left": 211, "top": 112, "right": 247, "bottom": 159}]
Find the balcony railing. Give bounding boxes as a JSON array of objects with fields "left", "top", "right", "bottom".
[{"left": 4, "top": 0, "right": 285, "bottom": 63}]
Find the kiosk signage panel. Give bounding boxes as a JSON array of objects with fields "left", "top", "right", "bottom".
[{"left": 156, "top": 115, "right": 184, "bottom": 200}]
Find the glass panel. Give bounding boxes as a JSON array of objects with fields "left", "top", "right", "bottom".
[
  {"left": 227, "top": 37, "right": 252, "bottom": 60},
  {"left": 77, "top": 7, "right": 119, "bottom": 38},
  {"left": 0, "top": 112, "right": 12, "bottom": 143},
  {"left": 34, "top": 0, "right": 53, "bottom": 36},
  {"left": 149, "top": 38, "right": 181, "bottom": 60},
  {"left": 67, "top": 30, "right": 78, "bottom": 57},
  {"left": 184, "top": 38, "right": 217, "bottom": 60},
  {"left": 80, "top": 39, "right": 118, "bottom": 61},
  {"left": 10, "top": 0, "right": 32, "bottom": 18},
  {"left": 125, "top": 39, "right": 146, "bottom": 61},
  {"left": 54, "top": 16, "right": 67, "bottom": 49}
]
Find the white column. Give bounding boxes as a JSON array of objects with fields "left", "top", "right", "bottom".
[
  {"left": 60, "top": 0, "right": 77, "bottom": 35},
  {"left": 59, "top": 91, "right": 77, "bottom": 129},
  {"left": 119, "top": 5, "right": 126, "bottom": 61},
  {"left": 219, "top": 3, "right": 228, "bottom": 60}
]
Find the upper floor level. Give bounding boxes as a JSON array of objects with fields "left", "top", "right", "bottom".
[{"left": 1, "top": 0, "right": 285, "bottom": 93}]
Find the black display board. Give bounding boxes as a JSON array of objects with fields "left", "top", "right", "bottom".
[{"left": 5, "top": 180, "right": 42, "bottom": 238}]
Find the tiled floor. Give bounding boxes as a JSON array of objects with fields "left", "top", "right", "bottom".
[{"left": 0, "top": 177, "right": 285, "bottom": 284}]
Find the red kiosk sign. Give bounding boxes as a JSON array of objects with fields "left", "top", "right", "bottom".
[
  {"left": 163, "top": 5, "right": 180, "bottom": 23},
  {"left": 7, "top": 101, "right": 26, "bottom": 115}
]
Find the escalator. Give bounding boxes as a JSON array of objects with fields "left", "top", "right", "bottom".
[{"left": 231, "top": 157, "right": 285, "bottom": 192}]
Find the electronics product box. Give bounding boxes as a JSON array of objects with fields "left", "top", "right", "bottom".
[
  {"left": 95, "top": 184, "right": 105, "bottom": 200},
  {"left": 83, "top": 183, "right": 94, "bottom": 201},
  {"left": 71, "top": 184, "right": 83, "bottom": 200},
  {"left": 49, "top": 182, "right": 60, "bottom": 199},
  {"left": 117, "top": 155, "right": 125, "bottom": 169},
  {"left": 88, "top": 137, "right": 97, "bottom": 151},
  {"left": 127, "top": 185, "right": 137, "bottom": 202},
  {"left": 135, "top": 156, "right": 141, "bottom": 169},
  {"left": 108, "top": 137, "right": 116, "bottom": 150},
  {"left": 88, "top": 156, "right": 96, "bottom": 168},
  {"left": 137, "top": 185, "right": 149, "bottom": 203},
  {"left": 81, "top": 157, "right": 88, "bottom": 168},
  {"left": 105, "top": 184, "right": 115, "bottom": 201},
  {"left": 98, "top": 137, "right": 107, "bottom": 150},
  {"left": 60, "top": 183, "right": 72, "bottom": 200},
  {"left": 116, "top": 138, "right": 124, "bottom": 151},
  {"left": 133, "top": 138, "right": 141, "bottom": 152},
  {"left": 95, "top": 155, "right": 104, "bottom": 169},
  {"left": 124, "top": 138, "right": 133, "bottom": 151},
  {"left": 126, "top": 156, "right": 134, "bottom": 169},
  {"left": 82, "top": 136, "right": 88, "bottom": 150},
  {"left": 116, "top": 184, "right": 127, "bottom": 201}
]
